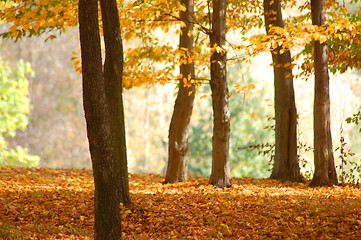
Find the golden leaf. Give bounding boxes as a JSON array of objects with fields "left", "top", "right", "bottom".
[{"left": 319, "top": 35, "right": 327, "bottom": 44}]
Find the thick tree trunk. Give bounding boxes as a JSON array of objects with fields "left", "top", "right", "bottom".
[
  {"left": 310, "top": 0, "right": 338, "bottom": 187},
  {"left": 79, "top": 0, "right": 130, "bottom": 239},
  {"left": 165, "top": 0, "right": 195, "bottom": 183},
  {"left": 209, "top": 0, "right": 232, "bottom": 188},
  {"left": 264, "top": 0, "right": 302, "bottom": 182},
  {"left": 99, "top": 0, "right": 131, "bottom": 206}
]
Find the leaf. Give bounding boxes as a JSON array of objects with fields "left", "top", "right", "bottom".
[
  {"left": 200, "top": 94, "right": 207, "bottom": 99},
  {"left": 153, "top": 46, "right": 162, "bottom": 56},
  {"left": 319, "top": 35, "right": 327, "bottom": 44}
]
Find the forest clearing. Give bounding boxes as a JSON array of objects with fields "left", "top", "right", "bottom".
[
  {"left": 1, "top": 0, "right": 361, "bottom": 238},
  {"left": 0, "top": 166, "right": 360, "bottom": 239}
]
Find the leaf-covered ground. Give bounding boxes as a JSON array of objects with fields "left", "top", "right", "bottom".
[{"left": 0, "top": 167, "right": 361, "bottom": 239}]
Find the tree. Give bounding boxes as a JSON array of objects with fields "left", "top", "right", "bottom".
[
  {"left": 209, "top": 0, "right": 232, "bottom": 188},
  {"left": 263, "top": 0, "right": 302, "bottom": 182},
  {"left": 0, "top": 58, "right": 40, "bottom": 167},
  {"left": 79, "top": 0, "right": 130, "bottom": 238},
  {"left": 188, "top": 65, "right": 273, "bottom": 178},
  {"left": 165, "top": 0, "right": 196, "bottom": 183},
  {"left": 309, "top": 0, "right": 338, "bottom": 187}
]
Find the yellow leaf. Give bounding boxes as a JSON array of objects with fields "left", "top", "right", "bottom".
[
  {"left": 313, "top": 33, "right": 321, "bottom": 41},
  {"left": 37, "top": 0, "right": 51, "bottom": 6},
  {"left": 285, "top": 73, "right": 292, "bottom": 78},
  {"left": 42, "top": 210, "right": 50, "bottom": 216},
  {"left": 178, "top": 4, "right": 186, "bottom": 12},
  {"left": 284, "top": 62, "right": 292, "bottom": 68},
  {"left": 154, "top": 46, "right": 162, "bottom": 56},
  {"left": 247, "top": 46, "right": 254, "bottom": 55},
  {"left": 216, "top": 46, "right": 223, "bottom": 53},
  {"left": 11, "top": 30, "right": 20, "bottom": 38},
  {"left": 319, "top": 35, "right": 327, "bottom": 44}
]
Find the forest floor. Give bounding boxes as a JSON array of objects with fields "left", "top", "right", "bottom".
[{"left": 0, "top": 167, "right": 360, "bottom": 240}]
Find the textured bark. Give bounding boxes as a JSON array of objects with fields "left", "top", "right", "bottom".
[
  {"left": 79, "top": 0, "right": 130, "bottom": 239},
  {"left": 310, "top": 0, "right": 338, "bottom": 187},
  {"left": 209, "top": 0, "right": 232, "bottom": 188},
  {"left": 165, "top": 0, "right": 195, "bottom": 183},
  {"left": 264, "top": 0, "right": 302, "bottom": 182},
  {"left": 100, "top": 0, "right": 131, "bottom": 206}
]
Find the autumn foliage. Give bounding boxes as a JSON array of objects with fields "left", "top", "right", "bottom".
[{"left": 1, "top": 167, "right": 361, "bottom": 239}]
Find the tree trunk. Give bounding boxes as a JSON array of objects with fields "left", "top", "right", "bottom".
[
  {"left": 310, "top": 0, "right": 338, "bottom": 187},
  {"left": 79, "top": 0, "right": 130, "bottom": 239},
  {"left": 165, "top": 0, "right": 195, "bottom": 183},
  {"left": 209, "top": 0, "right": 232, "bottom": 188},
  {"left": 99, "top": 0, "right": 131, "bottom": 206},
  {"left": 264, "top": 0, "right": 302, "bottom": 182}
]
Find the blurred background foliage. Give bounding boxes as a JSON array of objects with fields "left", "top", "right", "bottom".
[
  {"left": 0, "top": 27, "right": 360, "bottom": 181},
  {"left": 188, "top": 64, "right": 273, "bottom": 178},
  {"left": 0, "top": 57, "right": 39, "bottom": 166}
]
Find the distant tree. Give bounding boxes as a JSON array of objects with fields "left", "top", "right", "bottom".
[
  {"left": 0, "top": 58, "right": 40, "bottom": 167},
  {"left": 209, "top": 0, "right": 232, "bottom": 188},
  {"left": 79, "top": 0, "right": 130, "bottom": 238},
  {"left": 263, "top": 0, "right": 302, "bottom": 182},
  {"left": 165, "top": 0, "right": 196, "bottom": 183},
  {"left": 188, "top": 65, "right": 272, "bottom": 179},
  {"left": 309, "top": 0, "right": 338, "bottom": 187}
]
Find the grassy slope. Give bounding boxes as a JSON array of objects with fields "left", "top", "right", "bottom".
[{"left": 0, "top": 166, "right": 360, "bottom": 239}]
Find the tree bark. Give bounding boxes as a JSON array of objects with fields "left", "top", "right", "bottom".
[
  {"left": 79, "top": 0, "right": 130, "bottom": 238},
  {"left": 99, "top": 0, "right": 131, "bottom": 206},
  {"left": 264, "top": 0, "right": 302, "bottom": 182},
  {"left": 209, "top": 0, "right": 232, "bottom": 188},
  {"left": 165, "top": 0, "right": 196, "bottom": 183},
  {"left": 310, "top": 0, "right": 338, "bottom": 187}
]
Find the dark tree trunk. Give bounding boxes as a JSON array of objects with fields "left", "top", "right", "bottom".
[
  {"left": 165, "top": 0, "right": 195, "bottom": 183},
  {"left": 310, "top": 0, "right": 338, "bottom": 187},
  {"left": 99, "top": 0, "right": 131, "bottom": 206},
  {"left": 209, "top": 0, "right": 232, "bottom": 188},
  {"left": 264, "top": 0, "right": 302, "bottom": 182},
  {"left": 79, "top": 0, "right": 130, "bottom": 239}
]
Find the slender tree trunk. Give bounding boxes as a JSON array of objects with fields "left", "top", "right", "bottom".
[
  {"left": 209, "top": 0, "right": 232, "bottom": 188},
  {"left": 79, "top": 0, "right": 130, "bottom": 238},
  {"left": 165, "top": 0, "right": 196, "bottom": 183},
  {"left": 264, "top": 0, "right": 302, "bottom": 182},
  {"left": 310, "top": 0, "right": 338, "bottom": 187}
]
